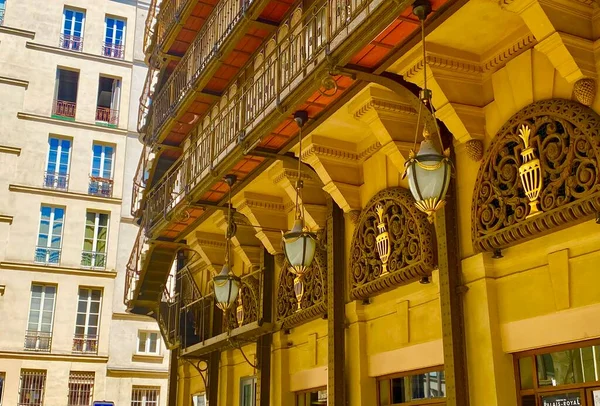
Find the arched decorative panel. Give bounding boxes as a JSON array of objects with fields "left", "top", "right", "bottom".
[
  {"left": 276, "top": 248, "right": 327, "bottom": 329},
  {"left": 472, "top": 99, "right": 600, "bottom": 252},
  {"left": 224, "top": 273, "right": 259, "bottom": 331},
  {"left": 349, "top": 188, "right": 436, "bottom": 300}
]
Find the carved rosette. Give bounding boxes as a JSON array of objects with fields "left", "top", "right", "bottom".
[
  {"left": 472, "top": 99, "right": 600, "bottom": 252},
  {"left": 276, "top": 248, "right": 327, "bottom": 329},
  {"left": 349, "top": 188, "right": 436, "bottom": 300}
]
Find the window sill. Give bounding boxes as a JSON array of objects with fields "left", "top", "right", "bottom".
[
  {"left": 132, "top": 353, "right": 164, "bottom": 363},
  {"left": 18, "top": 112, "right": 127, "bottom": 135},
  {"left": 25, "top": 41, "right": 132, "bottom": 67}
]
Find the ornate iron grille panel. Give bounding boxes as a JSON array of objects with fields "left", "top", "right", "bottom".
[
  {"left": 472, "top": 99, "right": 600, "bottom": 252},
  {"left": 277, "top": 249, "right": 327, "bottom": 329},
  {"left": 349, "top": 187, "right": 436, "bottom": 300},
  {"left": 223, "top": 272, "right": 260, "bottom": 331}
]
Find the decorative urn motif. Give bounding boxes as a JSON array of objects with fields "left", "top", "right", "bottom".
[
  {"left": 236, "top": 294, "right": 244, "bottom": 327},
  {"left": 517, "top": 125, "right": 543, "bottom": 218},
  {"left": 293, "top": 276, "right": 304, "bottom": 311},
  {"left": 375, "top": 204, "right": 391, "bottom": 276}
]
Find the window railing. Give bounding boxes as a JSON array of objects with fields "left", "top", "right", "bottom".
[
  {"left": 43, "top": 171, "right": 69, "bottom": 190},
  {"left": 52, "top": 99, "right": 77, "bottom": 119},
  {"left": 145, "top": 0, "right": 251, "bottom": 141},
  {"left": 72, "top": 334, "right": 98, "bottom": 354},
  {"left": 143, "top": 0, "right": 367, "bottom": 227},
  {"left": 34, "top": 246, "right": 61, "bottom": 265},
  {"left": 88, "top": 176, "right": 113, "bottom": 197},
  {"left": 95, "top": 107, "right": 119, "bottom": 126},
  {"left": 80, "top": 250, "right": 106, "bottom": 269},
  {"left": 24, "top": 330, "right": 52, "bottom": 352},
  {"left": 102, "top": 42, "right": 124, "bottom": 59},
  {"left": 59, "top": 33, "right": 83, "bottom": 51},
  {"left": 155, "top": 0, "right": 190, "bottom": 51},
  {"left": 0, "top": 8, "right": 5, "bottom": 26}
]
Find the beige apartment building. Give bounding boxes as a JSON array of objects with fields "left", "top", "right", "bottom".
[{"left": 0, "top": 1, "right": 169, "bottom": 405}]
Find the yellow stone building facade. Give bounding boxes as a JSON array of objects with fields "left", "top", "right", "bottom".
[{"left": 127, "top": 0, "right": 600, "bottom": 405}]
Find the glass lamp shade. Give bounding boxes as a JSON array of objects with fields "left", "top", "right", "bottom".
[
  {"left": 213, "top": 264, "right": 241, "bottom": 311},
  {"left": 282, "top": 218, "right": 317, "bottom": 276},
  {"left": 405, "top": 136, "right": 451, "bottom": 219}
]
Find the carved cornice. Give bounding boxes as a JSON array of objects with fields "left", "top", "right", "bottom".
[
  {"left": 301, "top": 141, "right": 382, "bottom": 164},
  {"left": 270, "top": 168, "right": 313, "bottom": 185},
  {"left": 236, "top": 197, "right": 286, "bottom": 213},
  {"left": 482, "top": 33, "right": 536, "bottom": 72},
  {"left": 352, "top": 99, "right": 417, "bottom": 121}
]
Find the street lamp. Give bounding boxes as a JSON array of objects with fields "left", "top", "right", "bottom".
[
  {"left": 403, "top": 0, "right": 452, "bottom": 221},
  {"left": 282, "top": 110, "right": 318, "bottom": 276}
]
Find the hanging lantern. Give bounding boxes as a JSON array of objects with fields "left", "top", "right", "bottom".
[
  {"left": 293, "top": 276, "right": 304, "bottom": 311},
  {"left": 236, "top": 293, "right": 244, "bottom": 327},
  {"left": 213, "top": 263, "right": 241, "bottom": 312},
  {"left": 375, "top": 204, "right": 391, "bottom": 276},
  {"left": 282, "top": 218, "right": 317, "bottom": 276},
  {"left": 404, "top": 129, "right": 451, "bottom": 221}
]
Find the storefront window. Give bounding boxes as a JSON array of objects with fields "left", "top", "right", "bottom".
[
  {"left": 378, "top": 368, "right": 445, "bottom": 405},
  {"left": 295, "top": 387, "right": 326, "bottom": 406},
  {"left": 515, "top": 340, "right": 600, "bottom": 406}
]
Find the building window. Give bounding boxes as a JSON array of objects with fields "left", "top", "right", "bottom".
[
  {"left": 137, "top": 331, "right": 160, "bottom": 355},
  {"left": 0, "top": 372, "right": 5, "bottom": 406},
  {"left": 131, "top": 387, "right": 159, "bottom": 406},
  {"left": 240, "top": 377, "right": 257, "bottom": 406},
  {"left": 25, "top": 285, "right": 56, "bottom": 352},
  {"left": 35, "top": 205, "right": 64, "bottom": 264},
  {"left": 0, "top": 0, "right": 6, "bottom": 26},
  {"left": 89, "top": 143, "right": 114, "bottom": 197},
  {"left": 192, "top": 393, "right": 206, "bottom": 406},
  {"left": 44, "top": 137, "right": 71, "bottom": 190},
  {"left": 296, "top": 388, "right": 327, "bottom": 406},
  {"left": 61, "top": 8, "right": 85, "bottom": 51},
  {"left": 515, "top": 340, "right": 600, "bottom": 406},
  {"left": 18, "top": 370, "right": 46, "bottom": 406},
  {"left": 95, "top": 77, "right": 121, "bottom": 126},
  {"left": 53, "top": 68, "right": 79, "bottom": 120},
  {"left": 67, "top": 372, "right": 94, "bottom": 406},
  {"left": 378, "top": 368, "right": 446, "bottom": 405},
  {"left": 104, "top": 17, "right": 125, "bottom": 59},
  {"left": 81, "top": 212, "right": 109, "bottom": 269},
  {"left": 73, "top": 288, "right": 101, "bottom": 354}
]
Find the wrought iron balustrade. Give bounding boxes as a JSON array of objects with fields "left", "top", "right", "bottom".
[
  {"left": 24, "top": 330, "right": 52, "bottom": 352},
  {"left": 0, "top": 8, "right": 5, "bottom": 26},
  {"left": 155, "top": 0, "right": 188, "bottom": 50},
  {"left": 72, "top": 334, "right": 98, "bottom": 354},
  {"left": 80, "top": 251, "right": 106, "bottom": 269},
  {"left": 124, "top": 227, "right": 147, "bottom": 307},
  {"left": 95, "top": 107, "right": 119, "bottom": 125},
  {"left": 88, "top": 176, "right": 113, "bottom": 197},
  {"left": 143, "top": 0, "right": 160, "bottom": 54},
  {"left": 131, "top": 145, "right": 154, "bottom": 217},
  {"left": 34, "top": 246, "right": 61, "bottom": 265},
  {"left": 102, "top": 42, "right": 125, "bottom": 59},
  {"left": 43, "top": 171, "right": 69, "bottom": 190},
  {"left": 147, "top": 0, "right": 251, "bottom": 142},
  {"left": 53, "top": 99, "right": 77, "bottom": 119},
  {"left": 143, "top": 0, "right": 374, "bottom": 228},
  {"left": 223, "top": 269, "right": 263, "bottom": 332},
  {"left": 59, "top": 33, "right": 83, "bottom": 51},
  {"left": 138, "top": 67, "right": 158, "bottom": 133}
]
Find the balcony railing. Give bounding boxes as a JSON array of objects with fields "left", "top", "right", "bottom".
[
  {"left": 52, "top": 99, "right": 77, "bottom": 119},
  {"left": 34, "top": 246, "right": 61, "bottom": 265},
  {"left": 43, "top": 171, "right": 69, "bottom": 190},
  {"left": 72, "top": 334, "right": 98, "bottom": 354},
  {"left": 81, "top": 251, "right": 106, "bottom": 269},
  {"left": 59, "top": 33, "right": 84, "bottom": 51},
  {"left": 124, "top": 227, "right": 147, "bottom": 307},
  {"left": 144, "top": 0, "right": 250, "bottom": 141},
  {"left": 144, "top": 0, "right": 362, "bottom": 227},
  {"left": 102, "top": 42, "right": 124, "bottom": 59},
  {"left": 143, "top": 0, "right": 160, "bottom": 54},
  {"left": 138, "top": 67, "right": 158, "bottom": 133},
  {"left": 95, "top": 107, "right": 119, "bottom": 126},
  {"left": 131, "top": 145, "right": 155, "bottom": 217},
  {"left": 88, "top": 176, "right": 113, "bottom": 197},
  {"left": 24, "top": 330, "right": 52, "bottom": 352},
  {"left": 155, "top": 0, "right": 191, "bottom": 51}
]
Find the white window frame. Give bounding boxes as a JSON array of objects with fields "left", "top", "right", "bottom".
[
  {"left": 192, "top": 392, "right": 206, "bottom": 406},
  {"left": 62, "top": 7, "right": 85, "bottom": 38},
  {"left": 104, "top": 16, "right": 126, "bottom": 45},
  {"left": 25, "top": 284, "right": 56, "bottom": 351},
  {"left": 45, "top": 137, "right": 71, "bottom": 189},
  {"left": 81, "top": 211, "right": 109, "bottom": 268},
  {"left": 36, "top": 205, "right": 65, "bottom": 264},
  {"left": 90, "top": 143, "right": 114, "bottom": 180},
  {"left": 239, "top": 376, "right": 257, "bottom": 406},
  {"left": 73, "top": 288, "right": 102, "bottom": 352},
  {"left": 131, "top": 386, "right": 160, "bottom": 406},
  {"left": 136, "top": 331, "right": 160, "bottom": 355}
]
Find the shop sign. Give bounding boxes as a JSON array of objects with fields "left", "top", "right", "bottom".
[{"left": 540, "top": 392, "right": 581, "bottom": 406}]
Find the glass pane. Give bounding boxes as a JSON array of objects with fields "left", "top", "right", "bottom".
[
  {"left": 138, "top": 332, "right": 147, "bottom": 352},
  {"left": 537, "top": 350, "right": 586, "bottom": 387},
  {"left": 91, "top": 289, "right": 101, "bottom": 301},
  {"left": 391, "top": 377, "right": 406, "bottom": 403},
  {"left": 519, "top": 357, "right": 534, "bottom": 390},
  {"left": 90, "top": 301, "right": 100, "bottom": 313},
  {"left": 149, "top": 333, "right": 158, "bottom": 353},
  {"left": 379, "top": 379, "right": 390, "bottom": 406}
]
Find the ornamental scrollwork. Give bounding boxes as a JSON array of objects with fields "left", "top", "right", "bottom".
[
  {"left": 472, "top": 99, "right": 600, "bottom": 252},
  {"left": 223, "top": 274, "right": 259, "bottom": 330},
  {"left": 276, "top": 248, "right": 327, "bottom": 329},
  {"left": 349, "top": 187, "right": 436, "bottom": 300}
]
